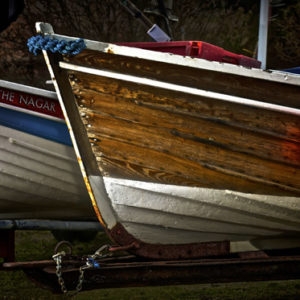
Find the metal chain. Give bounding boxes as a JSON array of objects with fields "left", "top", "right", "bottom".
[
  {"left": 75, "top": 266, "right": 85, "bottom": 293},
  {"left": 52, "top": 243, "right": 113, "bottom": 296},
  {"left": 52, "top": 251, "right": 86, "bottom": 296},
  {"left": 52, "top": 251, "right": 68, "bottom": 294}
]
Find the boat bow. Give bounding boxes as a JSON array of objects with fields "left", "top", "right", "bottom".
[{"left": 36, "top": 22, "right": 300, "bottom": 258}]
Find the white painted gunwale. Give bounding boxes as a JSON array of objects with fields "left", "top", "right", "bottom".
[
  {"left": 59, "top": 61, "right": 300, "bottom": 116},
  {"left": 0, "top": 80, "right": 57, "bottom": 99},
  {"left": 36, "top": 22, "right": 300, "bottom": 86}
]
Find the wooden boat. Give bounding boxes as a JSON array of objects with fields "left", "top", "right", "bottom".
[
  {"left": 0, "top": 79, "right": 96, "bottom": 221},
  {"left": 37, "top": 22, "right": 300, "bottom": 259}
]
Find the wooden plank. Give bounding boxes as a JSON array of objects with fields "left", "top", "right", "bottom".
[
  {"left": 88, "top": 131, "right": 300, "bottom": 195},
  {"left": 65, "top": 72, "right": 300, "bottom": 195},
  {"left": 71, "top": 72, "right": 300, "bottom": 143},
  {"left": 66, "top": 50, "right": 300, "bottom": 109},
  {"left": 74, "top": 85, "right": 300, "bottom": 167}
]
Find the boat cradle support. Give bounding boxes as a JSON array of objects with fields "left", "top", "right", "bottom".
[
  {"left": 0, "top": 220, "right": 102, "bottom": 263},
  {"left": 2, "top": 249, "right": 300, "bottom": 293},
  {"left": 0, "top": 229, "right": 15, "bottom": 263}
]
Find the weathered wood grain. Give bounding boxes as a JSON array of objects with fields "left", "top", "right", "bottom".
[
  {"left": 92, "top": 137, "right": 299, "bottom": 196},
  {"left": 84, "top": 115, "right": 300, "bottom": 194},
  {"left": 67, "top": 50, "right": 300, "bottom": 109},
  {"left": 64, "top": 51, "right": 300, "bottom": 197},
  {"left": 74, "top": 82, "right": 300, "bottom": 167},
  {"left": 72, "top": 72, "right": 300, "bottom": 143}
]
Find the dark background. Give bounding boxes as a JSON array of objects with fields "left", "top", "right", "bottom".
[
  {"left": 1, "top": 2, "right": 300, "bottom": 298},
  {"left": 0, "top": 0, "right": 299, "bottom": 89}
]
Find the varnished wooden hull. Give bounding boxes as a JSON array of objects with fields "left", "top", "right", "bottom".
[{"left": 38, "top": 23, "right": 300, "bottom": 258}]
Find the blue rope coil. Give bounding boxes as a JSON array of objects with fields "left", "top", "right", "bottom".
[{"left": 27, "top": 35, "right": 86, "bottom": 56}]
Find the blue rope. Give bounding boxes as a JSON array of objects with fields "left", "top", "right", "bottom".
[{"left": 27, "top": 35, "right": 86, "bottom": 56}]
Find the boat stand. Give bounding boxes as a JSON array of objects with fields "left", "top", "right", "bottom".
[
  {"left": 2, "top": 249, "right": 300, "bottom": 294},
  {"left": 0, "top": 229, "right": 15, "bottom": 263}
]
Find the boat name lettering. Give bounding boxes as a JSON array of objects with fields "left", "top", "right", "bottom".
[
  {"left": 19, "top": 95, "right": 56, "bottom": 112},
  {"left": 0, "top": 87, "right": 64, "bottom": 119},
  {"left": 0, "top": 89, "right": 15, "bottom": 102}
]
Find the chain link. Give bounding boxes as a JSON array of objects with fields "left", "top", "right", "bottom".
[
  {"left": 75, "top": 266, "right": 85, "bottom": 293},
  {"left": 52, "top": 243, "right": 113, "bottom": 296},
  {"left": 53, "top": 251, "right": 69, "bottom": 294},
  {"left": 52, "top": 251, "right": 85, "bottom": 296}
]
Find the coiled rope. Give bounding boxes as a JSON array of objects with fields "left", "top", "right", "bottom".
[{"left": 27, "top": 35, "right": 86, "bottom": 56}]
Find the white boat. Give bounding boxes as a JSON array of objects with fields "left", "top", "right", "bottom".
[
  {"left": 0, "top": 80, "right": 97, "bottom": 222},
  {"left": 36, "top": 22, "right": 300, "bottom": 259}
]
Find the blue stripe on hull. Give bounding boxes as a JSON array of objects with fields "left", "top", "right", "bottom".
[{"left": 0, "top": 107, "right": 72, "bottom": 146}]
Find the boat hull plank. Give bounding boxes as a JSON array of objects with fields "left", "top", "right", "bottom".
[
  {"left": 67, "top": 71, "right": 300, "bottom": 195},
  {"left": 106, "top": 178, "right": 300, "bottom": 236},
  {"left": 72, "top": 72, "right": 300, "bottom": 143},
  {"left": 67, "top": 49, "right": 300, "bottom": 109},
  {"left": 0, "top": 125, "right": 95, "bottom": 220},
  {"left": 74, "top": 80, "right": 300, "bottom": 166}
]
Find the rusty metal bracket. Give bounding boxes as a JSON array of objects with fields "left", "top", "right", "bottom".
[{"left": 109, "top": 223, "right": 230, "bottom": 260}]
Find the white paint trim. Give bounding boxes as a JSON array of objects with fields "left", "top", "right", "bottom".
[
  {"left": 5, "top": 136, "right": 77, "bottom": 162},
  {"left": 60, "top": 61, "right": 300, "bottom": 116},
  {"left": 34, "top": 25, "right": 108, "bottom": 226},
  {"left": 103, "top": 177, "right": 300, "bottom": 248},
  {"left": 36, "top": 22, "right": 300, "bottom": 86},
  {"left": 0, "top": 80, "right": 57, "bottom": 100},
  {"left": 231, "top": 239, "right": 300, "bottom": 253},
  {"left": 89, "top": 175, "right": 117, "bottom": 229}
]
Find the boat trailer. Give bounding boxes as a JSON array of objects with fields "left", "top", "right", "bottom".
[{"left": 2, "top": 242, "right": 300, "bottom": 294}]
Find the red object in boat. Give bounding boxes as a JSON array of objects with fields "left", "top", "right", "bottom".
[{"left": 117, "top": 41, "right": 261, "bottom": 68}]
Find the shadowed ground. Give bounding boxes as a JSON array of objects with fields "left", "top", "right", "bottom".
[{"left": 1, "top": 230, "right": 300, "bottom": 299}]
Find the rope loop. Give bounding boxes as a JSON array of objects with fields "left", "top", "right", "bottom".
[{"left": 27, "top": 35, "right": 86, "bottom": 56}]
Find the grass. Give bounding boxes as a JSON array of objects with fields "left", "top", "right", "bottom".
[{"left": 1, "top": 231, "right": 300, "bottom": 299}]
